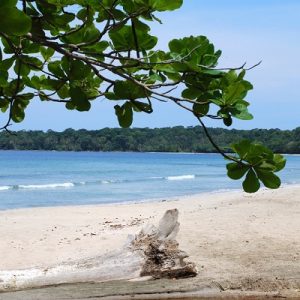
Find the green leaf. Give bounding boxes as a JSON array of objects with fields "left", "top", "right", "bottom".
[
  {"left": 243, "top": 168, "right": 260, "bottom": 193},
  {"left": 69, "top": 86, "right": 91, "bottom": 111},
  {"left": 0, "top": 0, "right": 18, "bottom": 9},
  {"left": 69, "top": 60, "right": 91, "bottom": 80},
  {"left": 193, "top": 102, "right": 209, "bottom": 116},
  {"left": 273, "top": 154, "right": 286, "bottom": 172},
  {"left": 223, "top": 116, "right": 232, "bottom": 127},
  {"left": 109, "top": 25, "right": 157, "bottom": 51},
  {"left": 14, "top": 60, "right": 30, "bottom": 76},
  {"left": 41, "top": 47, "right": 55, "bottom": 61},
  {"left": 21, "top": 56, "right": 43, "bottom": 70},
  {"left": 61, "top": 24, "right": 100, "bottom": 44},
  {"left": 256, "top": 161, "right": 277, "bottom": 172},
  {"left": 0, "top": 8, "right": 32, "bottom": 36},
  {"left": 231, "top": 140, "right": 251, "bottom": 159},
  {"left": 57, "top": 84, "right": 69, "bottom": 99},
  {"left": 249, "top": 143, "right": 273, "bottom": 160},
  {"left": 48, "top": 61, "right": 66, "bottom": 78},
  {"left": 227, "top": 163, "right": 249, "bottom": 180},
  {"left": 256, "top": 170, "right": 281, "bottom": 189},
  {"left": 30, "top": 18, "right": 45, "bottom": 38},
  {"left": 105, "top": 92, "right": 119, "bottom": 100},
  {"left": 114, "top": 102, "right": 133, "bottom": 128},
  {"left": 132, "top": 100, "right": 152, "bottom": 113},
  {"left": 182, "top": 88, "right": 201, "bottom": 100},
  {"left": 11, "top": 101, "right": 26, "bottom": 123},
  {"left": 65, "top": 101, "right": 76, "bottom": 110},
  {"left": 233, "top": 110, "right": 253, "bottom": 120},
  {"left": 168, "top": 36, "right": 216, "bottom": 67},
  {"left": 0, "top": 57, "right": 15, "bottom": 71},
  {"left": 149, "top": 0, "right": 183, "bottom": 12},
  {"left": 17, "top": 93, "right": 34, "bottom": 101},
  {"left": 114, "top": 81, "right": 148, "bottom": 100},
  {"left": 40, "top": 78, "right": 63, "bottom": 91},
  {"left": 81, "top": 41, "right": 109, "bottom": 56},
  {"left": 24, "top": 76, "right": 41, "bottom": 89},
  {"left": 0, "top": 70, "right": 9, "bottom": 87}
]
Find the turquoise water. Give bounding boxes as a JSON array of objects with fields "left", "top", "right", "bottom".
[{"left": 0, "top": 151, "right": 300, "bottom": 210}]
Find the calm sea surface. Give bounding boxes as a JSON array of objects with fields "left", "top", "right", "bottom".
[{"left": 0, "top": 151, "right": 299, "bottom": 210}]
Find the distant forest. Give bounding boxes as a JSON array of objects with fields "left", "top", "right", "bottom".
[{"left": 0, "top": 127, "right": 299, "bottom": 153}]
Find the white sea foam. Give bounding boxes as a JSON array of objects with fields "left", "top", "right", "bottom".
[
  {"left": 166, "top": 175, "right": 195, "bottom": 181},
  {"left": 101, "top": 180, "right": 111, "bottom": 184},
  {"left": 101, "top": 179, "right": 122, "bottom": 184},
  {"left": 0, "top": 186, "right": 11, "bottom": 191},
  {"left": 18, "top": 183, "right": 75, "bottom": 190}
]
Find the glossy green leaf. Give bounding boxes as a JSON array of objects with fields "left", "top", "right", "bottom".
[
  {"left": 243, "top": 169, "right": 260, "bottom": 193},
  {"left": 41, "top": 48, "right": 55, "bottom": 61},
  {"left": 114, "top": 81, "right": 148, "bottom": 100},
  {"left": 48, "top": 61, "right": 66, "bottom": 78},
  {"left": 11, "top": 101, "right": 27, "bottom": 123},
  {"left": 14, "top": 60, "right": 30, "bottom": 76},
  {"left": 0, "top": 57, "right": 15, "bottom": 71},
  {"left": 193, "top": 102, "right": 209, "bottom": 116},
  {"left": 0, "top": 70, "right": 9, "bottom": 87},
  {"left": 273, "top": 154, "right": 286, "bottom": 172},
  {"left": 0, "top": 8, "right": 32, "bottom": 36},
  {"left": 227, "top": 163, "right": 249, "bottom": 180},
  {"left": 132, "top": 100, "right": 152, "bottom": 113},
  {"left": 231, "top": 140, "right": 251, "bottom": 159},
  {"left": 256, "top": 170, "right": 281, "bottom": 189},
  {"left": 149, "top": 0, "right": 183, "bottom": 11},
  {"left": 182, "top": 88, "right": 201, "bottom": 100},
  {"left": 70, "top": 86, "right": 91, "bottom": 111},
  {"left": 115, "top": 102, "right": 133, "bottom": 128},
  {"left": 57, "top": 84, "right": 70, "bottom": 99},
  {"left": 109, "top": 25, "right": 157, "bottom": 51},
  {"left": 62, "top": 24, "right": 100, "bottom": 44},
  {"left": 69, "top": 60, "right": 91, "bottom": 80},
  {"left": 233, "top": 110, "right": 253, "bottom": 120}
]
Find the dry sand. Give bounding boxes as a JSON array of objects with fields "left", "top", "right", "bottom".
[{"left": 0, "top": 185, "right": 299, "bottom": 295}]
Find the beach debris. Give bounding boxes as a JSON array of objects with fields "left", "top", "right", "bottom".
[
  {"left": 0, "top": 209, "right": 197, "bottom": 292},
  {"left": 132, "top": 209, "right": 197, "bottom": 279}
]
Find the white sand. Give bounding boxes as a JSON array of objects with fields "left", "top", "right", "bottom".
[{"left": 0, "top": 185, "right": 299, "bottom": 286}]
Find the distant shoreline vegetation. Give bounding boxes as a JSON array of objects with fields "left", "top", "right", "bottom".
[{"left": 0, "top": 126, "right": 299, "bottom": 154}]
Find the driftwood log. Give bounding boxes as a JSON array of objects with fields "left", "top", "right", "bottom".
[{"left": 0, "top": 209, "right": 197, "bottom": 292}]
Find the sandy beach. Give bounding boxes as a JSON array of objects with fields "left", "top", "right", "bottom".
[{"left": 0, "top": 185, "right": 300, "bottom": 297}]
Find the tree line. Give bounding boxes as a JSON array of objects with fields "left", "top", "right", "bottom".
[{"left": 0, "top": 126, "right": 298, "bottom": 153}]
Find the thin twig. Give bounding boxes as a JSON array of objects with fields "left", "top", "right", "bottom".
[{"left": 131, "top": 18, "right": 140, "bottom": 58}]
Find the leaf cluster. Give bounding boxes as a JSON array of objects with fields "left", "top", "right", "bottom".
[
  {"left": 0, "top": 0, "right": 286, "bottom": 192},
  {"left": 227, "top": 140, "right": 286, "bottom": 193}
]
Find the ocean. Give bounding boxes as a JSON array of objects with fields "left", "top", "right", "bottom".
[{"left": 0, "top": 151, "right": 300, "bottom": 210}]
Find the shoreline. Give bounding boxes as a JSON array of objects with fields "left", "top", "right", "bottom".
[
  {"left": 1, "top": 185, "right": 299, "bottom": 296},
  {"left": 0, "top": 186, "right": 242, "bottom": 213},
  {"left": 1, "top": 182, "right": 299, "bottom": 213}
]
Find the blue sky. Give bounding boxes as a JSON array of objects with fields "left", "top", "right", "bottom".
[{"left": 8, "top": 0, "right": 300, "bottom": 131}]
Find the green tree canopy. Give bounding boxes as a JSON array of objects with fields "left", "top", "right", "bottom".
[{"left": 0, "top": 0, "right": 286, "bottom": 192}]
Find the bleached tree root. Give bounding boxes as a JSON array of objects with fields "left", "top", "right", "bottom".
[{"left": 0, "top": 209, "right": 197, "bottom": 292}]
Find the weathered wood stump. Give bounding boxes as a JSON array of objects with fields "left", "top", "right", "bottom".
[{"left": 0, "top": 209, "right": 197, "bottom": 292}]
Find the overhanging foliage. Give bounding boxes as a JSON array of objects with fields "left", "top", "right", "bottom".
[{"left": 0, "top": 0, "right": 286, "bottom": 192}]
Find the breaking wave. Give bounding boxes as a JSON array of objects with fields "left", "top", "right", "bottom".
[
  {"left": 0, "top": 186, "right": 11, "bottom": 191},
  {"left": 0, "top": 183, "right": 75, "bottom": 191},
  {"left": 18, "top": 183, "right": 75, "bottom": 189},
  {"left": 0, "top": 174, "right": 198, "bottom": 192},
  {"left": 165, "top": 175, "right": 196, "bottom": 181}
]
